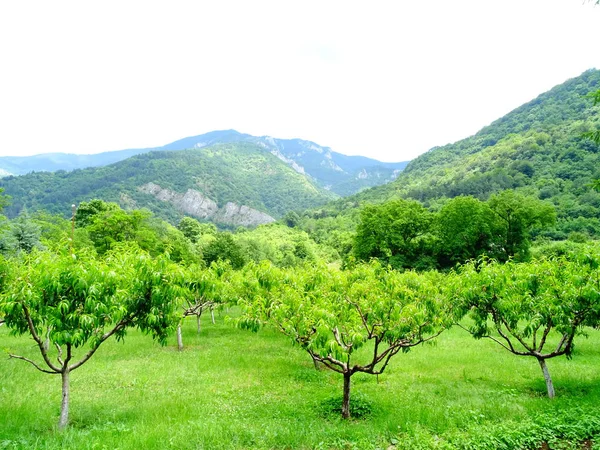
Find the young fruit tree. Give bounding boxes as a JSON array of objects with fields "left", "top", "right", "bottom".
[
  {"left": 453, "top": 255, "right": 600, "bottom": 398},
  {"left": 237, "top": 261, "right": 452, "bottom": 419},
  {"left": 0, "top": 247, "right": 183, "bottom": 428},
  {"left": 176, "top": 261, "right": 233, "bottom": 350}
]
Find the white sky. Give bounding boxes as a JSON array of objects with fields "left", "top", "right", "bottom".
[{"left": 0, "top": 1, "right": 599, "bottom": 162}]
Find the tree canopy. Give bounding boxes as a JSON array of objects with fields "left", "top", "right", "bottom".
[{"left": 0, "top": 247, "right": 184, "bottom": 428}]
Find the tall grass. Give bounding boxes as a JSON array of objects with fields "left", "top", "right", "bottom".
[{"left": 1, "top": 314, "right": 599, "bottom": 449}]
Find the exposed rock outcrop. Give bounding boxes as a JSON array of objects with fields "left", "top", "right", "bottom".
[
  {"left": 138, "top": 182, "right": 275, "bottom": 227},
  {"left": 214, "top": 202, "right": 276, "bottom": 227}
]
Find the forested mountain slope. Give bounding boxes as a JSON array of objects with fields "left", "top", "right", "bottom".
[
  {"left": 0, "top": 143, "right": 337, "bottom": 226},
  {"left": 346, "top": 69, "right": 600, "bottom": 238},
  {"left": 0, "top": 130, "right": 408, "bottom": 196}
]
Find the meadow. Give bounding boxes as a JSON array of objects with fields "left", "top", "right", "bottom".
[{"left": 1, "top": 313, "right": 599, "bottom": 450}]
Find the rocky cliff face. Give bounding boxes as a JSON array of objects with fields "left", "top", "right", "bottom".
[
  {"left": 138, "top": 182, "right": 275, "bottom": 227},
  {"left": 214, "top": 202, "right": 276, "bottom": 227}
]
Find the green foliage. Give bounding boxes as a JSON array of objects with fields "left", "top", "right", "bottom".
[
  {"left": 86, "top": 207, "right": 152, "bottom": 255},
  {"left": 0, "top": 213, "right": 44, "bottom": 256},
  {"left": 143, "top": 218, "right": 200, "bottom": 265},
  {"left": 238, "top": 261, "right": 452, "bottom": 417},
  {"left": 342, "top": 69, "right": 600, "bottom": 240},
  {"left": 0, "top": 143, "right": 337, "bottom": 224},
  {"left": 72, "top": 202, "right": 200, "bottom": 264},
  {"left": 74, "top": 199, "right": 120, "bottom": 228},
  {"left": 232, "top": 223, "right": 330, "bottom": 268},
  {"left": 1, "top": 248, "right": 183, "bottom": 349},
  {"left": 240, "top": 262, "right": 451, "bottom": 359},
  {"left": 583, "top": 88, "right": 600, "bottom": 145},
  {"left": 352, "top": 193, "right": 556, "bottom": 269},
  {"left": 354, "top": 199, "right": 434, "bottom": 269},
  {"left": 435, "top": 196, "right": 498, "bottom": 265},
  {"left": 294, "top": 208, "right": 359, "bottom": 262},
  {"left": 0, "top": 188, "right": 11, "bottom": 214},
  {"left": 202, "top": 232, "right": 247, "bottom": 269},
  {"left": 453, "top": 254, "right": 600, "bottom": 397},
  {"left": 487, "top": 190, "right": 556, "bottom": 260},
  {"left": 392, "top": 407, "right": 600, "bottom": 450},
  {"left": 530, "top": 239, "right": 596, "bottom": 260},
  {"left": 0, "top": 246, "right": 184, "bottom": 427},
  {"left": 177, "top": 216, "right": 204, "bottom": 243},
  {"left": 30, "top": 211, "right": 72, "bottom": 248},
  {"left": 10, "top": 215, "right": 43, "bottom": 254},
  {"left": 179, "top": 261, "right": 237, "bottom": 328},
  {"left": 283, "top": 210, "right": 300, "bottom": 228}
]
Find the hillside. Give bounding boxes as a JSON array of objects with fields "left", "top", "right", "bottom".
[
  {"left": 0, "top": 130, "right": 408, "bottom": 196},
  {"left": 0, "top": 143, "right": 337, "bottom": 227},
  {"left": 337, "top": 69, "right": 600, "bottom": 238}
]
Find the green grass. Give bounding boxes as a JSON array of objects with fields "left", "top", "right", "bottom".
[{"left": 1, "top": 316, "right": 600, "bottom": 449}]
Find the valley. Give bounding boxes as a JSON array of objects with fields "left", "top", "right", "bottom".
[{"left": 0, "top": 68, "right": 599, "bottom": 450}]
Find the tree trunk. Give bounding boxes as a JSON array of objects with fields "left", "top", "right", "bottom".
[
  {"left": 196, "top": 314, "right": 201, "bottom": 334},
  {"left": 341, "top": 372, "right": 351, "bottom": 419},
  {"left": 538, "top": 358, "right": 555, "bottom": 399},
  {"left": 210, "top": 306, "right": 215, "bottom": 324},
  {"left": 177, "top": 324, "right": 183, "bottom": 351},
  {"left": 58, "top": 368, "right": 70, "bottom": 429},
  {"left": 313, "top": 358, "right": 321, "bottom": 371}
]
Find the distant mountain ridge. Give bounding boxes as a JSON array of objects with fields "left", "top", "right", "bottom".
[
  {"left": 0, "top": 130, "right": 409, "bottom": 196},
  {"left": 0, "top": 143, "right": 338, "bottom": 227}
]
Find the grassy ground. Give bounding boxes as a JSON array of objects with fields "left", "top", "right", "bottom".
[{"left": 1, "top": 313, "right": 599, "bottom": 450}]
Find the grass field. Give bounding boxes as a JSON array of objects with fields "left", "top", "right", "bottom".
[{"left": 1, "top": 312, "right": 599, "bottom": 449}]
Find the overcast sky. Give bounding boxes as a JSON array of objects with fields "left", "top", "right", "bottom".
[{"left": 0, "top": 1, "right": 599, "bottom": 162}]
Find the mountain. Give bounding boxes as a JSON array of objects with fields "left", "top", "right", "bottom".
[
  {"left": 306, "top": 69, "right": 600, "bottom": 240},
  {"left": 0, "top": 130, "right": 408, "bottom": 196},
  {"left": 0, "top": 143, "right": 338, "bottom": 227}
]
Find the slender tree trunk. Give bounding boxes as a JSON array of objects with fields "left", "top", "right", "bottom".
[
  {"left": 538, "top": 358, "right": 555, "bottom": 399},
  {"left": 58, "top": 368, "right": 70, "bottom": 429},
  {"left": 341, "top": 372, "right": 351, "bottom": 419},
  {"left": 196, "top": 313, "right": 201, "bottom": 334},
  {"left": 210, "top": 306, "right": 215, "bottom": 324},
  {"left": 177, "top": 324, "right": 183, "bottom": 351}
]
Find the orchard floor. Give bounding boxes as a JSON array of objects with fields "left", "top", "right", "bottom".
[{"left": 1, "top": 314, "right": 599, "bottom": 450}]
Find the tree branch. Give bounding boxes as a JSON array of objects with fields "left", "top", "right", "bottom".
[
  {"left": 457, "top": 322, "right": 530, "bottom": 356},
  {"left": 309, "top": 350, "right": 345, "bottom": 373},
  {"left": 9, "top": 354, "right": 59, "bottom": 374},
  {"left": 69, "top": 319, "right": 129, "bottom": 371},
  {"left": 495, "top": 314, "right": 534, "bottom": 354},
  {"left": 332, "top": 327, "right": 351, "bottom": 352},
  {"left": 537, "top": 321, "right": 553, "bottom": 352},
  {"left": 65, "top": 342, "right": 72, "bottom": 366},
  {"left": 532, "top": 323, "right": 540, "bottom": 350},
  {"left": 542, "top": 331, "right": 576, "bottom": 359},
  {"left": 55, "top": 343, "right": 64, "bottom": 365},
  {"left": 22, "top": 304, "right": 61, "bottom": 372},
  {"left": 346, "top": 297, "right": 379, "bottom": 338}
]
